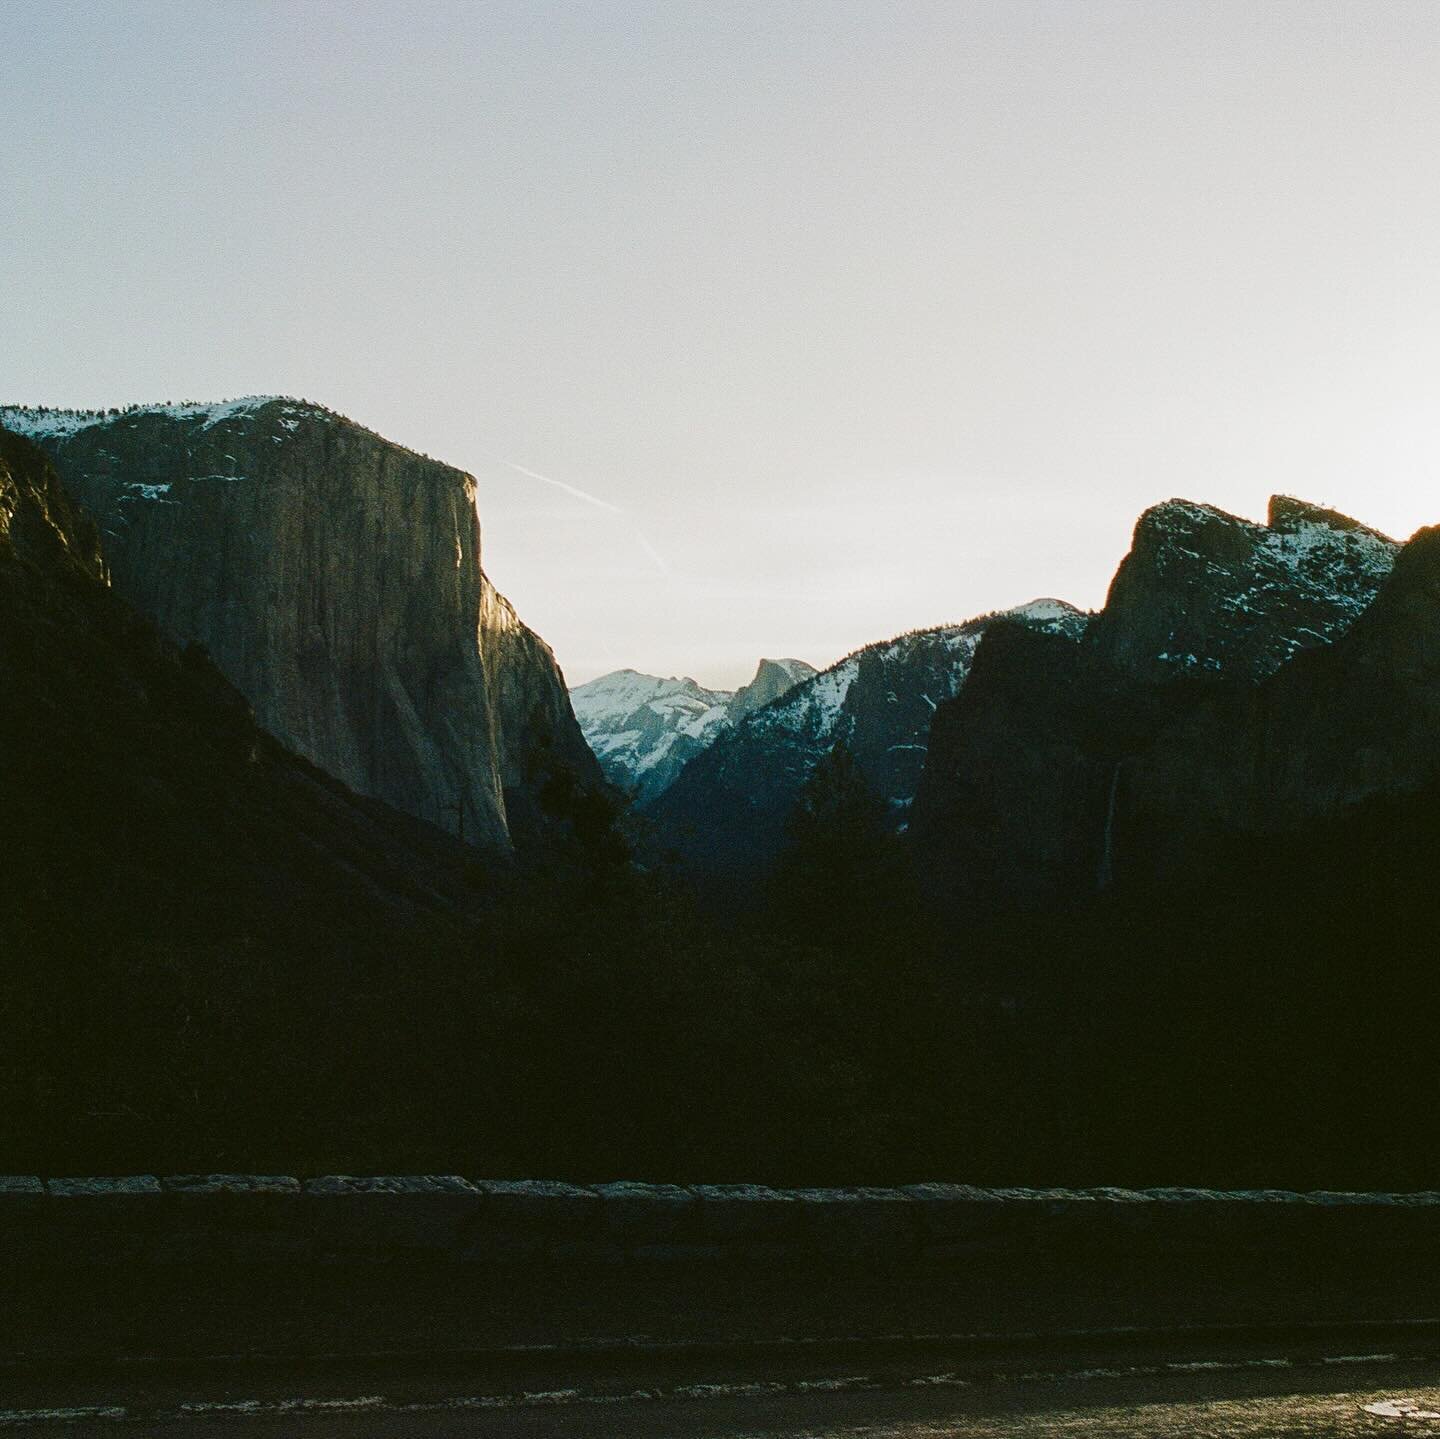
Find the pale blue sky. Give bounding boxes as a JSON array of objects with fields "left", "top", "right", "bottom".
[{"left": 7, "top": 1, "right": 1440, "bottom": 686}]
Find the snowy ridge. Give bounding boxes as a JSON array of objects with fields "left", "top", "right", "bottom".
[
  {"left": 1125, "top": 495, "right": 1399, "bottom": 680},
  {"left": 746, "top": 597, "right": 1088, "bottom": 744},
  {"left": 1007, "top": 596, "right": 1092, "bottom": 633},
  {"left": 571, "top": 670, "right": 730, "bottom": 781},
  {"left": 0, "top": 397, "right": 463, "bottom": 476},
  {"left": 644, "top": 595, "right": 1091, "bottom": 868},
  {"left": 759, "top": 655, "right": 862, "bottom": 736},
  {"left": 1260, "top": 497, "right": 1396, "bottom": 600},
  {"left": 0, "top": 396, "right": 300, "bottom": 440},
  {"left": 571, "top": 669, "right": 729, "bottom": 735},
  {"left": 571, "top": 660, "right": 814, "bottom": 801}
]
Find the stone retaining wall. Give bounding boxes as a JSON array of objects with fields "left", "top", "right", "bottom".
[{"left": 2, "top": 1178, "right": 1437, "bottom": 1268}]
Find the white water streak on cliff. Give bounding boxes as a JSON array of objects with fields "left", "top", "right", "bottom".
[{"left": 1098, "top": 762, "right": 1121, "bottom": 889}]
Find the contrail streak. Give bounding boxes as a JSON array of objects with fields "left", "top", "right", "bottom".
[
  {"left": 474, "top": 452, "right": 623, "bottom": 513},
  {"left": 635, "top": 530, "right": 672, "bottom": 576},
  {"left": 475, "top": 449, "right": 672, "bottom": 578}
]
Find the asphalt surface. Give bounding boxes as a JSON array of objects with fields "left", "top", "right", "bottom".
[
  {"left": 8, "top": 1331, "right": 1440, "bottom": 1436},
  {"left": 8, "top": 1247, "right": 1437, "bottom": 1365},
  {"left": 5, "top": 1247, "right": 1440, "bottom": 1434}
]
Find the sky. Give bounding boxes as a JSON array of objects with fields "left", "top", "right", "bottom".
[{"left": 6, "top": 1, "right": 1440, "bottom": 688}]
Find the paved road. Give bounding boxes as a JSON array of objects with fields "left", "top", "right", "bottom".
[
  {"left": 10, "top": 1249, "right": 1436, "bottom": 1366},
  {"left": 9, "top": 1334, "right": 1440, "bottom": 1436}
]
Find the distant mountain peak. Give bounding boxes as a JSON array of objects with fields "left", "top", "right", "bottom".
[
  {"left": 571, "top": 656, "right": 815, "bottom": 802},
  {"left": 726, "top": 656, "right": 820, "bottom": 725},
  {"left": 643, "top": 598, "right": 1090, "bottom": 878}
]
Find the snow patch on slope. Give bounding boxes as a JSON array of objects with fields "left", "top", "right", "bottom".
[
  {"left": 119, "top": 482, "right": 176, "bottom": 504},
  {"left": 570, "top": 671, "right": 732, "bottom": 798},
  {"left": 0, "top": 398, "right": 343, "bottom": 449},
  {"left": 1135, "top": 496, "right": 1399, "bottom": 678},
  {"left": 571, "top": 670, "right": 728, "bottom": 730},
  {"left": 748, "top": 598, "right": 1087, "bottom": 746},
  {"left": 571, "top": 661, "right": 815, "bottom": 801},
  {"left": 0, "top": 397, "right": 302, "bottom": 440}
]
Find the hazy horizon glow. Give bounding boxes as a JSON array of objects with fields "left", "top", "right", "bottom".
[{"left": 7, "top": 1, "right": 1440, "bottom": 688}]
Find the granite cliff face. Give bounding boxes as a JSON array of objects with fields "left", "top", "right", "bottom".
[
  {"left": 0, "top": 398, "right": 600, "bottom": 849},
  {"left": 725, "top": 657, "right": 818, "bottom": 724},
  {"left": 570, "top": 656, "right": 816, "bottom": 803},
  {"left": 0, "top": 422, "right": 489, "bottom": 964},
  {"left": 1090, "top": 495, "right": 1396, "bottom": 683},
  {"left": 911, "top": 496, "right": 1403, "bottom": 909},
  {"left": 0, "top": 422, "right": 104, "bottom": 582},
  {"left": 1117, "top": 524, "right": 1440, "bottom": 873},
  {"left": 644, "top": 600, "right": 1087, "bottom": 878}
]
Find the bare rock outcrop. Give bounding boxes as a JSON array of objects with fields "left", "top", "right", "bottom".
[
  {"left": 0, "top": 398, "right": 600, "bottom": 849},
  {"left": 911, "top": 496, "right": 1404, "bottom": 909},
  {"left": 1119, "top": 523, "right": 1440, "bottom": 871},
  {"left": 0, "top": 421, "right": 491, "bottom": 963}
]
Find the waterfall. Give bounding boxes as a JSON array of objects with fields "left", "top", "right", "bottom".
[{"left": 1097, "top": 762, "right": 1121, "bottom": 889}]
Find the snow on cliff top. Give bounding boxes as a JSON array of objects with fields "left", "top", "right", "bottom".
[
  {"left": 1135, "top": 495, "right": 1399, "bottom": 676},
  {"left": 746, "top": 598, "right": 1089, "bottom": 740},
  {"left": 1259, "top": 501, "right": 1397, "bottom": 583},
  {"left": 570, "top": 669, "right": 729, "bottom": 728},
  {"left": 1143, "top": 495, "right": 1396, "bottom": 577},
  {"left": 1007, "top": 596, "right": 1091, "bottom": 634},
  {"left": 0, "top": 397, "right": 308, "bottom": 439},
  {"left": 0, "top": 398, "right": 464, "bottom": 477}
]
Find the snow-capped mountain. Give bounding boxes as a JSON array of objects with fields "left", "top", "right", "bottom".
[
  {"left": 643, "top": 598, "right": 1089, "bottom": 876},
  {"left": 571, "top": 657, "right": 818, "bottom": 802}
]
